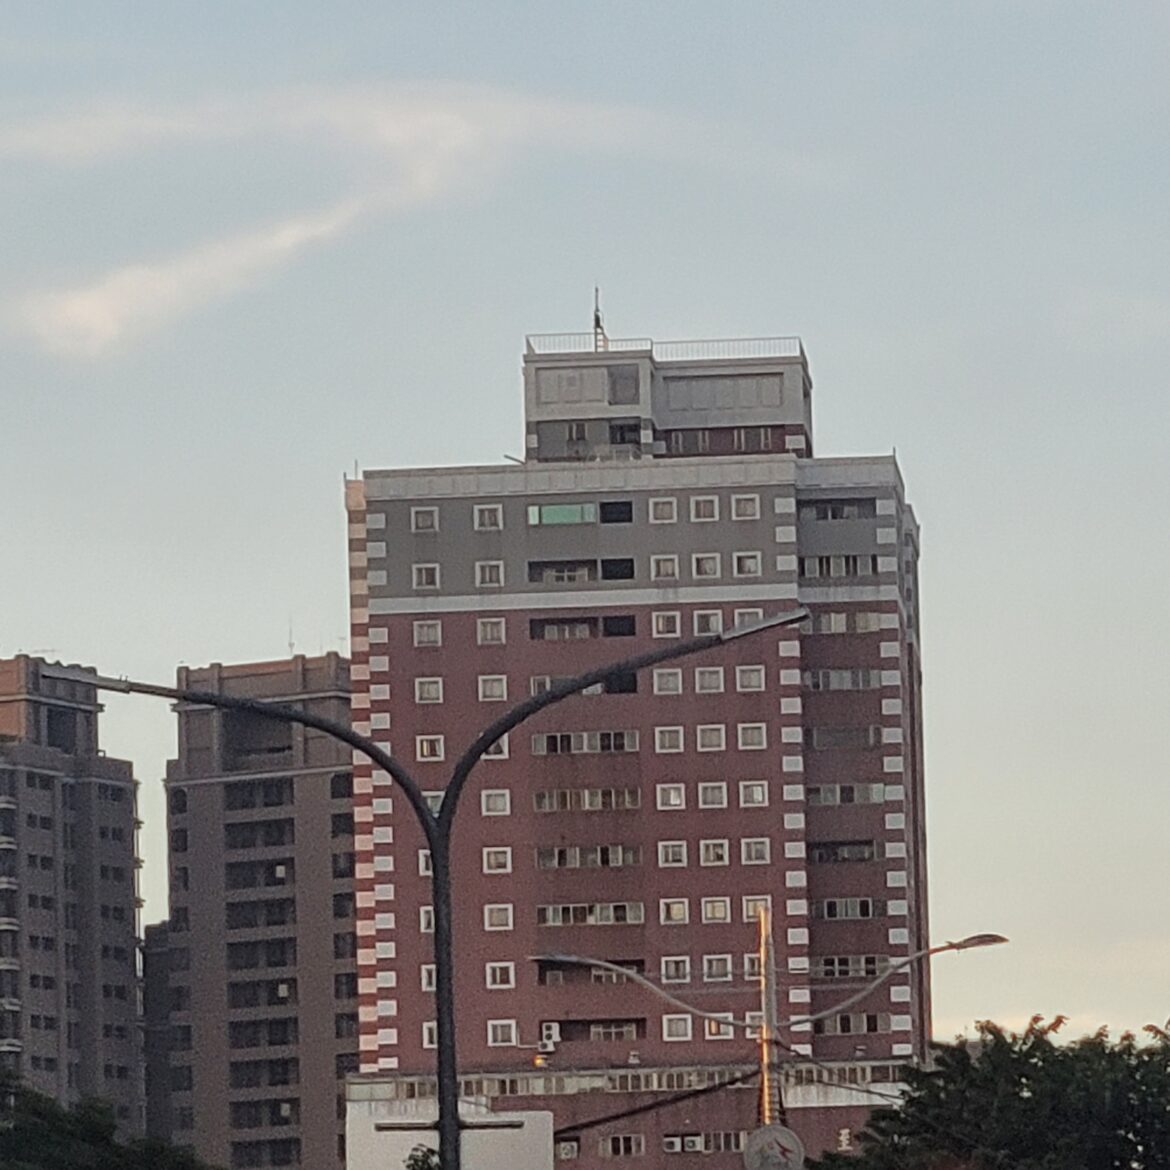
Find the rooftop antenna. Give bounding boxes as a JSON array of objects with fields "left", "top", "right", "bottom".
[
  {"left": 593, "top": 287, "right": 608, "bottom": 352},
  {"left": 287, "top": 618, "right": 296, "bottom": 658}
]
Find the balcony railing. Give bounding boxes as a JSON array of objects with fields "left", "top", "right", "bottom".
[{"left": 526, "top": 334, "right": 804, "bottom": 362}]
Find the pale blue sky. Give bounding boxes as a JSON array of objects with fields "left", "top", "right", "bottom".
[{"left": 3, "top": 2, "right": 1168, "bottom": 1041}]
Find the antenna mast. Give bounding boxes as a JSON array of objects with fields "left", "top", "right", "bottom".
[{"left": 593, "top": 287, "right": 608, "bottom": 352}]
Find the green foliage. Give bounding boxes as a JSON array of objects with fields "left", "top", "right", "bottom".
[
  {"left": 811, "top": 1017, "right": 1170, "bottom": 1170},
  {"left": 403, "top": 1145, "right": 440, "bottom": 1170},
  {"left": 0, "top": 1075, "right": 221, "bottom": 1170}
]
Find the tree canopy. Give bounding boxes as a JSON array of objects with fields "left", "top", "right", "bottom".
[
  {"left": 0, "top": 1076, "right": 221, "bottom": 1170},
  {"left": 811, "top": 1017, "right": 1170, "bottom": 1170}
]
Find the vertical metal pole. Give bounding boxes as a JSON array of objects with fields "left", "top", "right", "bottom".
[
  {"left": 430, "top": 833, "right": 461, "bottom": 1169},
  {"left": 758, "top": 905, "right": 784, "bottom": 1125}
]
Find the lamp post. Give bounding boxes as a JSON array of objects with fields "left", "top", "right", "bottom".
[{"left": 44, "top": 606, "right": 807, "bottom": 1170}]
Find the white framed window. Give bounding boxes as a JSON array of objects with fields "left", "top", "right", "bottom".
[
  {"left": 736, "top": 665, "right": 766, "bottom": 692},
  {"left": 478, "top": 675, "right": 508, "bottom": 702},
  {"left": 693, "top": 610, "right": 723, "bottom": 635},
  {"left": 731, "top": 494, "right": 760, "bottom": 520},
  {"left": 483, "top": 904, "right": 514, "bottom": 931},
  {"left": 655, "top": 726, "right": 684, "bottom": 754},
  {"left": 692, "top": 553, "right": 721, "bottom": 579},
  {"left": 649, "top": 497, "right": 677, "bottom": 524},
  {"left": 412, "top": 563, "right": 440, "bottom": 590},
  {"left": 690, "top": 496, "right": 719, "bottom": 522},
  {"left": 660, "top": 898, "right": 690, "bottom": 925},
  {"left": 485, "top": 962, "right": 515, "bottom": 989},
  {"left": 739, "top": 781, "right": 769, "bottom": 808},
  {"left": 734, "top": 607, "right": 764, "bottom": 626},
  {"left": 661, "top": 956, "right": 691, "bottom": 984},
  {"left": 422, "top": 1020, "right": 437, "bottom": 1048},
  {"left": 696, "top": 724, "right": 726, "bottom": 752},
  {"left": 411, "top": 506, "right": 439, "bottom": 533},
  {"left": 481, "top": 790, "right": 511, "bottom": 816},
  {"left": 651, "top": 555, "right": 680, "bottom": 581},
  {"left": 419, "top": 906, "right": 435, "bottom": 933},
  {"left": 703, "top": 953, "right": 733, "bottom": 982},
  {"left": 418, "top": 849, "right": 433, "bottom": 875},
  {"left": 421, "top": 965, "right": 436, "bottom": 992},
  {"left": 700, "top": 839, "right": 729, "bottom": 867},
  {"left": 474, "top": 504, "right": 503, "bottom": 531},
  {"left": 476, "top": 561, "right": 504, "bottom": 588},
  {"left": 413, "top": 620, "right": 442, "bottom": 647},
  {"left": 653, "top": 668, "right": 682, "bottom": 695},
  {"left": 662, "top": 1014, "right": 692, "bottom": 1041},
  {"left": 657, "top": 841, "right": 687, "bottom": 867},
  {"left": 482, "top": 847, "right": 512, "bottom": 874},
  {"left": 416, "top": 735, "right": 445, "bottom": 762},
  {"left": 477, "top": 617, "right": 506, "bottom": 645},
  {"left": 423, "top": 792, "right": 444, "bottom": 814},
  {"left": 415, "top": 677, "right": 443, "bottom": 703},
  {"left": 694, "top": 667, "right": 724, "bottom": 694},
  {"left": 698, "top": 781, "right": 727, "bottom": 809},
  {"left": 733, "top": 551, "right": 762, "bottom": 578},
  {"left": 656, "top": 783, "right": 686, "bottom": 810},
  {"left": 738, "top": 723, "right": 768, "bottom": 750},
  {"left": 705, "top": 1014, "right": 735, "bottom": 1040},
  {"left": 701, "top": 897, "right": 731, "bottom": 924},
  {"left": 743, "top": 895, "right": 772, "bottom": 923},
  {"left": 742, "top": 838, "right": 771, "bottom": 865},
  {"left": 743, "top": 953, "right": 762, "bottom": 981},
  {"left": 482, "top": 733, "right": 509, "bottom": 759},
  {"left": 652, "top": 611, "right": 681, "bottom": 638},
  {"left": 487, "top": 1019, "right": 518, "bottom": 1047}
]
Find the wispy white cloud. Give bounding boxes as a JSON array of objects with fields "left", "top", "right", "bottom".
[{"left": 6, "top": 83, "right": 837, "bottom": 355}]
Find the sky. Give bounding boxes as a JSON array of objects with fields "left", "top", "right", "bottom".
[{"left": 2, "top": 1, "right": 1168, "bottom": 1044}]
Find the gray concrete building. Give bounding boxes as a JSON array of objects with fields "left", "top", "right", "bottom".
[
  {"left": 0, "top": 655, "right": 142, "bottom": 1131},
  {"left": 156, "top": 653, "right": 357, "bottom": 1170}
]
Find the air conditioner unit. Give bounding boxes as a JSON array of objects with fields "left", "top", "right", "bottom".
[
  {"left": 556, "top": 1140, "right": 579, "bottom": 1160},
  {"left": 683, "top": 1136, "right": 703, "bottom": 1152},
  {"left": 278, "top": 1102, "right": 292, "bottom": 1118},
  {"left": 275, "top": 983, "right": 290, "bottom": 999},
  {"left": 540, "top": 1022, "right": 561, "bottom": 1043},
  {"left": 537, "top": 1039, "right": 557, "bottom": 1054},
  {"left": 273, "top": 864, "right": 287, "bottom": 880},
  {"left": 663, "top": 1137, "right": 682, "bottom": 1153}
]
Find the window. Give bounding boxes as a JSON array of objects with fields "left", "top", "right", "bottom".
[
  {"left": 537, "top": 902, "right": 644, "bottom": 926},
  {"left": 650, "top": 555, "right": 679, "bottom": 581},
  {"left": 482, "top": 847, "right": 512, "bottom": 874},
  {"left": 476, "top": 561, "right": 504, "bottom": 588},
  {"left": 529, "top": 559, "right": 596, "bottom": 584},
  {"left": 411, "top": 507, "right": 438, "bottom": 532},
  {"left": 690, "top": 496, "right": 719, "bottom": 522},
  {"left": 660, "top": 899, "right": 689, "bottom": 925},
  {"left": 734, "top": 607, "right": 764, "bottom": 626},
  {"left": 477, "top": 618, "right": 506, "bottom": 645},
  {"left": 420, "top": 965, "right": 436, "bottom": 991},
  {"left": 736, "top": 665, "right": 766, "bottom": 692},
  {"left": 484, "top": 904, "right": 514, "bottom": 931},
  {"left": 661, "top": 957, "right": 691, "bottom": 983},
  {"left": 601, "top": 558, "right": 635, "bottom": 580},
  {"left": 419, "top": 907, "right": 435, "bottom": 932},
  {"left": 531, "top": 616, "right": 596, "bottom": 641},
  {"left": 653, "top": 669, "right": 682, "bottom": 695},
  {"left": 481, "top": 790, "right": 510, "bottom": 816},
  {"left": 478, "top": 675, "right": 508, "bottom": 702},
  {"left": 807, "top": 783, "right": 886, "bottom": 805},
  {"left": 657, "top": 841, "right": 687, "bottom": 867},
  {"left": 744, "top": 954, "right": 762, "bottom": 981},
  {"left": 693, "top": 610, "right": 723, "bottom": 635},
  {"left": 528, "top": 502, "right": 597, "bottom": 526},
  {"left": 703, "top": 954, "right": 732, "bottom": 982},
  {"left": 807, "top": 726, "right": 881, "bottom": 750},
  {"left": 414, "top": 620, "right": 442, "bottom": 647},
  {"left": 692, "top": 553, "right": 720, "bottom": 579},
  {"left": 599, "top": 500, "right": 634, "bottom": 524},
  {"left": 484, "top": 733, "right": 509, "bottom": 759},
  {"left": 731, "top": 494, "right": 760, "bottom": 520},
  {"left": 418, "top": 849, "right": 433, "bottom": 875},
  {"left": 799, "top": 554, "right": 880, "bottom": 579},
  {"left": 649, "top": 498, "right": 677, "bottom": 523},
  {"left": 733, "top": 552, "right": 762, "bottom": 578},
  {"left": 800, "top": 498, "right": 877, "bottom": 521},
  {"left": 531, "top": 730, "right": 638, "bottom": 755},
  {"left": 656, "top": 784, "right": 685, "bottom": 810},
  {"left": 416, "top": 735, "right": 445, "bottom": 762},
  {"left": 655, "top": 727, "right": 684, "bottom": 754},
  {"left": 738, "top": 723, "right": 768, "bottom": 750},
  {"left": 603, "top": 614, "right": 637, "bottom": 637},
  {"left": 600, "top": 1135, "right": 646, "bottom": 1157},
  {"left": 694, "top": 667, "right": 724, "bottom": 694},
  {"left": 700, "top": 840, "right": 729, "bottom": 867},
  {"left": 742, "top": 838, "right": 771, "bottom": 865},
  {"left": 804, "top": 668, "right": 883, "bottom": 691},
  {"left": 743, "top": 895, "right": 773, "bottom": 923},
  {"left": 696, "top": 725, "right": 726, "bottom": 752},
  {"left": 705, "top": 1015, "right": 735, "bottom": 1040},
  {"left": 412, "top": 563, "right": 440, "bottom": 590},
  {"left": 422, "top": 1021, "right": 437, "bottom": 1049},
  {"left": 698, "top": 782, "right": 727, "bottom": 808},
  {"left": 653, "top": 612, "right": 680, "bottom": 638},
  {"left": 475, "top": 504, "right": 503, "bottom": 531},
  {"left": 415, "top": 677, "right": 443, "bottom": 703},
  {"left": 701, "top": 897, "right": 731, "bottom": 924},
  {"left": 808, "top": 840, "right": 877, "bottom": 863},
  {"left": 662, "top": 1015, "right": 692, "bottom": 1041},
  {"left": 485, "top": 962, "right": 515, "bottom": 989}
]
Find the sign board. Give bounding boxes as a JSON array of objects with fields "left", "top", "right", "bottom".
[{"left": 743, "top": 1124, "right": 806, "bottom": 1170}]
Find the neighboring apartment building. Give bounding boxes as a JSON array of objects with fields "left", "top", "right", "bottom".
[
  {"left": 343, "top": 329, "right": 926, "bottom": 1162},
  {"left": 157, "top": 654, "right": 358, "bottom": 1169},
  {"left": 0, "top": 655, "right": 142, "bottom": 1131}
]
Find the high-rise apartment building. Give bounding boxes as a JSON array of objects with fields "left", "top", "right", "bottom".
[
  {"left": 343, "top": 330, "right": 925, "bottom": 1161},
  {"left": 157, "top": 654, "right": 358, "bottom": 1169},
  {"left": 0, "top": 655, "right": 142, "bottom": 1131}
]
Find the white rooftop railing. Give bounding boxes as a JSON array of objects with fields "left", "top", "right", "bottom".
[{"left": 525, "top": 334, "right": 804, "bottom": 362}]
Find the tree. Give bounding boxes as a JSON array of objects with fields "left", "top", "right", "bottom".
[
  {"left": 811, "top": 1017, "right": 1170, "bottom": 1170},
  {"left": 0, "top": 1075, "right": 222, "bottom": 1170},
  {"left": 403, "top": 1145, "right": 440, "bottom": 1170}
]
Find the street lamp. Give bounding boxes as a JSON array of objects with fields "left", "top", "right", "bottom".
[{"left": 43, "top": 605, "right": 808, "bottom": 1170}]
